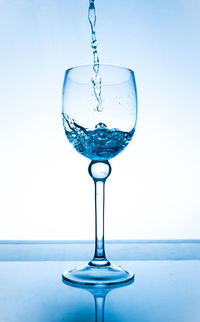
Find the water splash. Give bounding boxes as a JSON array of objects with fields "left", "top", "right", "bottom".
[
  {"left": 88, "top": 0, "right": 102, "bottom": 112},
  {"left": 62, "top": 114, "right": 134, "bottom": 160}
]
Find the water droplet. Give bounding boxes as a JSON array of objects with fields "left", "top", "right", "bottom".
[{"left": 95, "top": 122, "right": 107, "bottom": 129}]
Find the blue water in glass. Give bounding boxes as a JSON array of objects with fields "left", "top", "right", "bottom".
[{"left": 62, "top": 113, "right": 135, "bottom": 160}]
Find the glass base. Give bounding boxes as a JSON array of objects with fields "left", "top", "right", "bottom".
[{"left": 62, "top": 261, "right": 134, "bottom": 286}]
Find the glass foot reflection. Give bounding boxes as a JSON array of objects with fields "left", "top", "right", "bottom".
[
  {"left": 62, "top": 261, "right": 134, "bottom": 286},
  {"left": 62, "top": 275, "right": 134, "bottom": 322}
]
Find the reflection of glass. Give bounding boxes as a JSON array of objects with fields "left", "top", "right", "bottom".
[
  {"left": 62, "top": 277, "right": 134, "bottom": 322},
  {"left": 62, "top": 65, "right": 137, "bottom": 286}
]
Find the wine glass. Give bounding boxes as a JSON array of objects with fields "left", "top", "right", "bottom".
[{"left": 62, "top": 64, "right": 137, "bottom": 286}]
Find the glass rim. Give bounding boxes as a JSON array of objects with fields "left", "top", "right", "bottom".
[
  {"left": 64, "top": 64, "right": 135, "bottom": 85},
  {"left": 65, "top": 63, "right": 135, "bottom": 73}
]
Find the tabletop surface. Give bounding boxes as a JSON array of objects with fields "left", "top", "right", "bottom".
[{"left": 0, "top": 240, "right": 200, "bottom": 322}]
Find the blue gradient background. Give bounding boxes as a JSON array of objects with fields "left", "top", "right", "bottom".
[{"left": 0, "top": 0, "right": 199, "bottom": 239}]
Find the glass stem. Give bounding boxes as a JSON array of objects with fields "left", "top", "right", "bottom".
[
  {"left": 94, "top": 296, "right": 105, "bottom": 322},
  {"left": 94, "top": 180, "right": 105, "bottom": 259},
  {"left": 88, "top": 161, "right": 111, "bottom": 266}
]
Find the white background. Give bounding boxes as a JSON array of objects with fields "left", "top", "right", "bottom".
[{"left": 0, "top": 0, "right": 199, "bottom": 240}]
